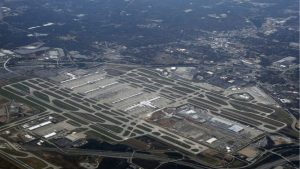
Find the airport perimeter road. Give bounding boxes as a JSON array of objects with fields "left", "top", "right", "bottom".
[
  {"left": 0, "top": 151, "right": 34, "bottom": 169},
  {"left": 22, "top": 146, "right": 180, "bottom": 161},
  {"left": 22, "top": 146, "right": 211, "bottom": 169}
]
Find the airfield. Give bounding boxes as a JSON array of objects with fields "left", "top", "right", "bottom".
[{"left": 0, "top": 65, "right": 288, "bottom": 156}]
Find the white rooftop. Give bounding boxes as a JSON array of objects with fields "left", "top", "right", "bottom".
[
  {"left": 43, "top": 132, "right": 56, "bottom": 138},
  {"left": 228, "top": 125, "right": 244, "bottom": 133},
  {"left": 206, "top": 137, "right": 217, "bottom": 144},
  {"left": 211, "top": 117, "right": 232, "bottom": 126}
]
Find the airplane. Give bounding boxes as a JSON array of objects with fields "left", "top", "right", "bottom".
[{"left": 125, "top": 97, "right": 160, "bottom": 111}]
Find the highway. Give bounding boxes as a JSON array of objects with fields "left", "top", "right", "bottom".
[
  {"left": 255, "top": 155, "right": 298, "bottom": 169},
  {"left": 240, "top": 145, "right": 299, "bottom": 169}
]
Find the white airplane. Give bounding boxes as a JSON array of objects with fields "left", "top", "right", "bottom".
[{"left": 125, "top": 97, "right": 160, "bottom": 111}]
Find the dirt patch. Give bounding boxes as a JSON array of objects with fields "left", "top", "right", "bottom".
[{"left": 238, "top": 146, "right": 260, "bottom": 158}]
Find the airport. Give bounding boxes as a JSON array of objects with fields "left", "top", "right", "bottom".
[{"left": 0, "top": 65, "right": 288, "bottom": 158}]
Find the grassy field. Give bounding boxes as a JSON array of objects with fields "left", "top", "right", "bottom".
[
  {"left": 21, "top": 82, "right": 42, "bottom": 90},
  {"left": 90, "top": 125, "right": 123, "bottom": 141},
  {"left": 74, "top": 112, "right": 105, "bottom": 123},
  {"left": 215, "top": 111, "right": 262, "bottom": 126},
  {"left": 17, "top": 157, "right": 47, "bottom": 169},
  {"left": 100, "top": 124, "right": 123, "bottom": 133},
  {"left": 27, "top": 96, "right": 62, "bottom": 113},
  {"left": 229, "top": 101, "right": 262, "bottom": 114},
  {"left": 188, "top": 99, "right": 218, "bottom": 111},
  {"left": 85, "top": 130, "right": 114, "bottom": 143},
  {"left": 37, "top": 83, "right": 50, "bottom": 88},
  {"left": 28, "top": 79, "right": 39, "bottom": 84},
  {"left": 173, "top": 86, "right": 195, "bottom": 93},
  {"left": 230, "top": 100, "right": 273, "bottom": 113},
  {"left": 66, "top": 120, "right": 81, "bottom": 127},
  {"left": 136, "top": 125, "right": 152, "bottom": 132},
  {"left": 63, "top": 113, "right": 89, "bottom": 125},
  {"left": 1, "top": 149, "right": 27, "bottom": 157},
  {"left": 111, "top": 110, "right": 126, "bottom": 116},
  {"left": 206, "top": 94, "right": 228, "bottom": 105},
  {"left": 0, "top": 156, "right": 21, "bottom": 169},
  {"left": 0, "top": 88, "right": 46, "bottom": 112},
  {"left": 43, "top": 91, "right": 64, "bottom": 99},
  {"left": 54, "top": 90, "right": 71, "bottom": 98},
  {"left": 33, "top": 91, "right": 50, "bottom": 102},
  {"left": 177, "top": 81, "right": 200, "bottom": 90},
  {"left": 206, "top": 92, "right": 228, "bottom": 100},
  {"left": 11, "top": 83, "right": 30, "bottom": 94},
  {"left": 195, "top": 97, "right": 221, "bottom": 107},
  {"left": 159, "top": 130, "right": 181, "bottom": 139},
  {"left": 3, "top": 86, "right": 25, "bottom": 96},
  {"left": 161, "top": 135, "right": 191, "bottom": 149},
  {"left": 0, "top": 96, "right": 9, "bottom": 104},
  {"left": 224, "top": 108, "right": 284, "bottom": 127},
  {"left": 95, "top": 113, "right": 122, "bottom": 125},
  {"left": 92, "top": 105, "right": 102, "bottom": 110},
  {"left": 52, "top": 99, "right": 78, "bottom": 111},
  {"left": 65, "top": 99, "right": 95, "bottom": 113}
]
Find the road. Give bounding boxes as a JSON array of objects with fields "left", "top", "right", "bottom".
[
  {"left": 21, "top": 145, "right": 179, "bottom": 161},
  {"left": 0, "top": 112, "right": 49, "bottom": 132},
  {"left": 255, "top": 155, "right": 298, "bottom": 169},
  {"left": 0, "top": 151, "right": 34, "bottom": 169},
  {"left": 21, "top": 146, "right": 209, "bottom": 169},
  {"left": 3, "top": 57, "right": 12, "bottom": 72},
  {"left": 240, "top": 145, "right": 299, "bottom": 169}
]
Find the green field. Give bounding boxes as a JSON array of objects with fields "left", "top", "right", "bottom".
[
  {"left": 11, "top": 83, "right": 30, "bottom": 93},
  {"left": 52, "top": 99, "right": 78, "bottom": 111},
  {"left": 161, "top": 135, "right": 191, "bottom": 149},
  {"left": 33, "top": 91, "right": 50, "bottom": 102},
  {"left": 74, "top": 112, "right": 105, "bottom": 123},
  {"left": 90, "top": 125, "right": 123, "bottom": 141},
  {"left": 65, "top": 99, "right": 95, "bottom": 113},
  {"left": 17, "top": 157, "right": 47, "bottom": 169},
  {"left": 206, "top": 94, "right": 228, "bottom": 105},
  {"left": 95, "top": 113, "right": 122, "bottom": 125},
  {"left": 4, "top": 86, "right": 26, "bottom": 96},
  {"left": 85, "top": 130, "right": 114, "bottom": 142},
  {"left": 0, "top": 88, "right": 46, "bottom": 111},
  {"left": 100, "top": 124, "right": 124, "bottom": 133},
  {"left": 63, "top": 113, "right": 89, "bottom": 125},
  {"left": 22, "top": 82, "right": 42, "bottom": 90},
  {"left": 43, "top": 90, "right": 64, "bottom": 99}
]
